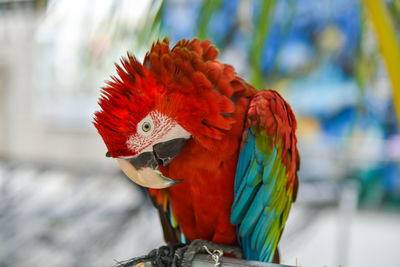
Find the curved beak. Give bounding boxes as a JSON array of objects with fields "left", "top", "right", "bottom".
[
  {"left": 117, "top": 158, "right": 179, "bottom": 189},
  {"left": 114, "top": 138, "right": 187, "bottom": 189}
]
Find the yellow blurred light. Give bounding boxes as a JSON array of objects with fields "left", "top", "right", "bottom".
[{"left": 364, "top": 0, "right": 400, "bottom": 126}]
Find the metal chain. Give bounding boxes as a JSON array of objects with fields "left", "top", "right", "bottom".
[{"left": 203, "top": 245, "right": 224, "bottom": 267}]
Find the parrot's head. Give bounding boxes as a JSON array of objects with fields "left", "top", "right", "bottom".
[
  {"left": 94, "top": 38, "right": 237, "bottom": 189},
  {"left": 93, "top": 54, "right": 191, "bottom": 189}
]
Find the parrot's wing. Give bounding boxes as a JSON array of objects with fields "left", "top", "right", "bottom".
[{"left": 231, "top": 90, "right": 299, "bottom": 262}]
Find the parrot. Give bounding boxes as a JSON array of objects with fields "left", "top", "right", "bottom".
[{"left": 93, "top": 38, "right": 299, "bottom": 264}]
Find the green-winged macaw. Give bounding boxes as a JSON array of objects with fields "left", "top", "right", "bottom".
[{"left": 94, "top": 38, "right": 299, "bottom": 263}]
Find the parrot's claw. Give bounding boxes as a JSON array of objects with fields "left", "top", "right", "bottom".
[
  {"left": 114, "top": 243, "right": 184, "bottom": 267},
  {"left": 174, "top": 239, "right": 243, "bottom": 267},
  {"left": 113, "top": 241, "right": 242, "bottom": 267}
]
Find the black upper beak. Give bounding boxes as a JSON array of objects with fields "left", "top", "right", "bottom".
[
  {"left": 111, "top": 138, "right": 188, "bottom": 169},
  {"left": 153, "top": 138, "right": 187, "bottom": 166}
]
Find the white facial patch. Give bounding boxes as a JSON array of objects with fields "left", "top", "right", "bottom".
[{"left": 126, "top": 111, "right": 190, "bottom": 155}]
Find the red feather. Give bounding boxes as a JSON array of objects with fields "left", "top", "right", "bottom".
[{"left": 94, "top": 38, "right": 299, "bottom": 248}]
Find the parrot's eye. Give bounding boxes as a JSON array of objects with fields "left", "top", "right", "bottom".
[
  {"left": 137, "top": 114, "right": 154, "bottom": 136},
  {"left": 142, "top": 122, "right": 151, "bottom": 132}
]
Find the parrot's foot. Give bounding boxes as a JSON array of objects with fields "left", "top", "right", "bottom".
[
  {"left": 114, "top": 243, "right": 184, "bottom": 267},
  {"left": 174, "top": 239, "right": 243, "bottom": 267}
]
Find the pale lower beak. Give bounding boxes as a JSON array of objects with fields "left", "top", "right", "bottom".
[
  {"left": 115, "top": 138, "right": 187, "bottom": 189},
  {"left": 117, "top": 158, "right": 179, "bottom": 189}
]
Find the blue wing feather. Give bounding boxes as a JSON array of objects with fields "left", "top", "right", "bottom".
[
  {"left": 239, "top": 188, "right": 264, "bottom": 236},
  {"left": 231, "top": 128, "right": 293, "bottom": 262},
  {"left": 234, "top": 133, "right": 256, "bottom": 190},
  {"left": 231, "top": 90, "right": 299, "bottom": 262}
]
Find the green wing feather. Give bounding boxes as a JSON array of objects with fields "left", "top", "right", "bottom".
[{"left": 231, "top": 90, "right": 299, "bottom": 262}]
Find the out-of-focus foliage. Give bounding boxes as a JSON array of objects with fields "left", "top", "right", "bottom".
[
  {"left": 155, "top": 0, "right": 400, "bottom": 210},
  {"left": 2, "top": 2, "right": 400, "bottom": 267},
  {"left": 364, "top": 0, "right": 400, "bottom": 130},
  {"left": 32, "top": 0, "right": 400, "bottom": 209}
]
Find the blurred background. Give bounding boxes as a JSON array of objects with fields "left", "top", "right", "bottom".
[{"left": 0, "top": 0, "right": 400, "bottom": 266}]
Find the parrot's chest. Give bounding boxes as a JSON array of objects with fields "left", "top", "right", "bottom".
[
  {"left": 163, "top": 140, "right": 239, "bottom": 245},
  {"left": 157, "top": 93, "right": 251, "bottom": 245}
]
